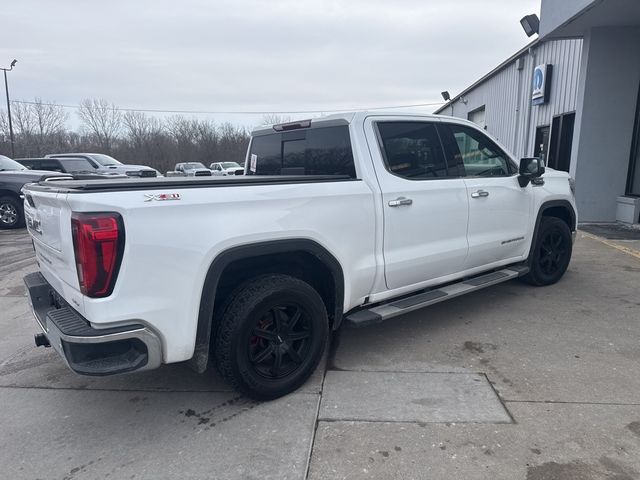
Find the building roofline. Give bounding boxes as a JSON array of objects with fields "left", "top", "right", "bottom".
[{"left": 434, "top": 38, "right": 539, "bottom": 114}]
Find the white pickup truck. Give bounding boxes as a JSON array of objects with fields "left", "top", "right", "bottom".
[{"left": 23, "top": 112, "right": 577, "bottom": 399}]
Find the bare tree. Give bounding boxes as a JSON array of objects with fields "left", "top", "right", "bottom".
[
  {"left": 261, "top": 114, "right": 291, "bottom": 125},
  {"left": 123, "top": 111, "right": 163, "bottom": 145},
  {"left": 0, "top": 109, "right": 8, "bottom": 137},
  {"left": 11, "top": 101, "right": 37, "bottom": 137},
  {"left": 1, "top": 96, "right": 250, "bottom": 167},
  {"left": 5, "top": 99, "right": 69, "bottom": 155},
  {"left": 31, "top": 98, "right": 68, "bottom": 137},
  {"left": 77, "top": 98, "right": 122, "bottom": 151}
]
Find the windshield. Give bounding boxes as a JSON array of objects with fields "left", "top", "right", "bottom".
[
  {"left": 89, "top": 154, "right": 121, "bottom": 166},
  {"left": 0, "top": 156, "right": 27, "bottom": 171},
  {"left": 184, "top": 162, "right": 207, "bottom": 169},
  {"left": 222, "top": 162, "right": 241, "bottom": 169}
]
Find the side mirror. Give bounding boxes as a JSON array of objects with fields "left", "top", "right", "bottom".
[{"left": 518, "top": 157, "right": 545, "bottom": 187}]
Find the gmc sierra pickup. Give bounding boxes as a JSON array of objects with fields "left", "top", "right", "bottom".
[{"left": 22, "top": 112, "right": 577, "bottom": 399}]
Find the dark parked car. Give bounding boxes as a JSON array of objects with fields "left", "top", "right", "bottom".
[
  {"left": 45, "top": 153, "right": 159, "bottom": 177},
  {"left": 16, "top": 157, "right": 98, "bottom": 174},
  {"left": 0, "top": 155, "right": 71, "bottom": 229}
]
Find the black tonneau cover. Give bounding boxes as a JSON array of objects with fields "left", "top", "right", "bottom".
[{"left": 27, "top": 175, "right": 355, "bottom": 193}]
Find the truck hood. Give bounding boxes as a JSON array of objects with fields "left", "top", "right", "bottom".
[
  {"left": 98, "top": 164, "right": 157, "bottom": 175},
  {"left": 542, "top": 167, "right": 570, "bottom": 179}
]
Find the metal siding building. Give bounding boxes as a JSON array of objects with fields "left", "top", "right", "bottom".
[
  {"left": 436, "top": 38, "right": 583, "bottom": 165},
  {"left": 437, "top": 0, "right": 640, "bottom": 224}
]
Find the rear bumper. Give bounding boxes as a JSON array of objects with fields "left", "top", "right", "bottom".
[{"left": 24, "top": 272, "right": 162, "bottom": 376}]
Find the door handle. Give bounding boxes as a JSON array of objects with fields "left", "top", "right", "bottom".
[
  {"left": 388, "top": 197, "right": 413, "bottom": 207},
  {"left": 471, "top": 190, "right": 489, "bottom": 198}
]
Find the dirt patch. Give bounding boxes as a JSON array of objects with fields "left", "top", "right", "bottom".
[
  {"left": 526, "top": 461, "right": 601, "bottom": 480},
  {"left": 462, "top": 341, "right": 497, "bottom": 355},
  {"left": 627, "top": 421, "right": 640, "bottom": 438},
  {"left": 526, "top": 457, "right": 637, "bottom": 480}
]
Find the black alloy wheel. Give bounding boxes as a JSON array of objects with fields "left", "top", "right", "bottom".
[
  {"left": 538, "top": 229, "right": 568, "bottom": 276},
  {"left": 215, "top": 274, "right": 328, "bottom": 400},
  {"left": 522, "top": 216, "right": 572, "bottom": 286},
  {"left": 249, "top": 304, "right": 312, "bottom": 379}
]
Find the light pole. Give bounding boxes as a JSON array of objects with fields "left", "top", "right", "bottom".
[{"left": 1, "top": 59, "right": 17, "bottom": 157}]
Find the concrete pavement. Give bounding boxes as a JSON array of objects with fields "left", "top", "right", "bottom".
[{"left": 0, "top": 229, "right": 639, "bottom": 479}]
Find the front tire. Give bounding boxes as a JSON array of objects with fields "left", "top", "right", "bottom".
[
  {"left": 0, "top": 196, "right": 24, "bottom": 229},
  {"left": 214, "top": 274, "right": 328, "bottom": 400},
  {"left": 522, "top": 217, "right": 572, "bottom": 286}
]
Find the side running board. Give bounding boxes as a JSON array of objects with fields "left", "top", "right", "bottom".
[{"left": 344, "top": 265, "right": 529, "bottom": 328}]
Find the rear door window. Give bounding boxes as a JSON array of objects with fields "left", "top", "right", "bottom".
[
  {"left": 376, "top": 122, "right": 451, "bottom": 179},
  {"left": 36, "top": 160, "right": 64, "bottom": 172},
  {"left": 248, "top": 126, "right": 356, "bottom": 177},
  {"left": 18, "top": 160, "right": 37, "bottom": 169}
]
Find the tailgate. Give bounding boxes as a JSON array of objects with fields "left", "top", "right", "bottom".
[{"left": 23, "top": 185, "right": 85, "bottom": 313}]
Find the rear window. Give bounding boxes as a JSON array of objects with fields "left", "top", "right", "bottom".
[{"left": 247, "top": 126, "right": 356, "bottom": 177}]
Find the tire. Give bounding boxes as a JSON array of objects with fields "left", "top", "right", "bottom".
[
  {"left": 522, "top": 217, "right": 572, "bottom": 286},
  {"left": 0, "top": 196, "right": 24, "bottom": 229},
  {"left": 214, "top": 274, "right": 328, "bottom": 400}
]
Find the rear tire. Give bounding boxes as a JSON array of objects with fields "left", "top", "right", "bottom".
[
  {"left": 522, "top": 217, "right": 572, "bottom": 286},
  {"left": 0, "top": 196, "right": 24, "bottom": 229},
  {"left": 214, "top": 274, "right": 328, "bottom": 400}
]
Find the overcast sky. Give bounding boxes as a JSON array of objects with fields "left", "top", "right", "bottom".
[{"left": 2, "top": 0, "right": 540, "bottom": 128}]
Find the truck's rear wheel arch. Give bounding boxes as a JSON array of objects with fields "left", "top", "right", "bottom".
[{"left": 190, "top": 239, "right": 344, "bottom": 373}]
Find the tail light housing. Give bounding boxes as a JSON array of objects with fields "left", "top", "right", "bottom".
[{"left": 71, "top": 212, "right": 125, "bottom": 298}]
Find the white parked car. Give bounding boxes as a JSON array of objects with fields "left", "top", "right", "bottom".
[
  {"left": 171, "top": 162, "right": 212, "bottom": 176},
  {"left": 45, "top": 153, "right": 158, "bottom": 177},
  {"left": 210, "top": 162, "right": 244, "bottom": 176},
  {"left": 23, "top": 111, "right": 577, "bottom": 400}
]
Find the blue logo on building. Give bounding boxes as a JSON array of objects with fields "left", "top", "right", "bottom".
[
  {"left": 532, "top": 64, "right": 552, "bottom": 105},
  {"left": 533, "top": 68, "right": 544, "bottom": 91}
]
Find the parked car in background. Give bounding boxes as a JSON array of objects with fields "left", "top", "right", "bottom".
[
  {"left": 45, "top": 153, "right": 158, "bottom": 177},
  {"left": 171, "top": 162, "right": 212, "bottom": 176},
  {"left": 17, "top": 157, "right": 98, "bottom": 174},
  {"left": 0, "top": 155, "right": 71, "bottom": 229},
  {"left": 210, "top": 161, "right": 244, "bottom": 176}
]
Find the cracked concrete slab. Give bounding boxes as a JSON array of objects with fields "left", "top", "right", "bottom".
[
  {"left": 309, "top": 402, "right": 640, "bottom": 480},
  {"left": 0, "top": 386, "right": 319, "bottom": 480},
  {"left": 320, "top": 371, "right": 511, "bottom": 424}
]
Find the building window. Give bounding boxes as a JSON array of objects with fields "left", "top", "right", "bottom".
[
  {"left": 627, "top": 83, "right": 640, "bottom": 196},
  {"left": 548, "top": 113, "right": 575, "bottom": 173},
  {"left": 534, "top": 126, "right": 550, "bottom": 166},
  {"left": 467, "top": 106, "right": 486, "bottom": 130}
]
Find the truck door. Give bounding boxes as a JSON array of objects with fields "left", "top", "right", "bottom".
[
  {"left": 364, "top": 117, "right": 469, "bottom": 290},
  {"left": 437, "top": 121, "right": 533, "bottom": 269}
]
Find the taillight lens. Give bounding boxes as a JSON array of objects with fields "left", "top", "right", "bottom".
[{"left": 71, "top": 212, "right": 124, "bottom": 298}]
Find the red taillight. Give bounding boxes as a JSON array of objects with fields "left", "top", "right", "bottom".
[{"left": 71, "top": 213, "right": 124, "bottom": 298}]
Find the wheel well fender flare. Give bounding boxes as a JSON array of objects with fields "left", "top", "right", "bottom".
[
  {"left": 189, "top": 239, "right": 345, "bottom": 373},
  {"left": 528, "top": 200, "right": 576, "bottom": 258},
  {"left": 0, "top": 189, "right": 22, "bottom": 200}
]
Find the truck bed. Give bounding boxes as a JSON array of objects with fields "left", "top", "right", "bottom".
[{"left": 27, "top": 175, "right": 354, "bottom": 193}]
